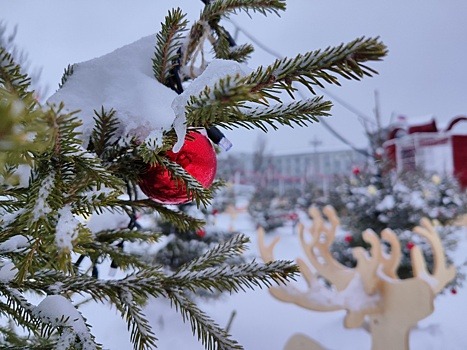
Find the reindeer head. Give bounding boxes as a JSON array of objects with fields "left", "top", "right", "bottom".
[{"left": 258, "top": 206, "right": 456, "bottom": 350}]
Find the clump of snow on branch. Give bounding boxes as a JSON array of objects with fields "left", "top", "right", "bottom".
[
  {"left": 0, "top": 261, "right": 18, "bottom": 282},
  {"left": 32, "top": 171, "right": 55, "bottom": 222},
  {"left": 0, "top": 235, "right": 29, "bottom": 252},
  {"left": 47, "top": 35, "right": 178, "bottom": 149},
  {"left": 33, "top": 295, "right": 96, "bottom": 350},
  {"left": 55, "top": 205, "right": 80, "bottom": 251},
  {"left": 47, "top": 34, "right": 252, "bottom": 153}
]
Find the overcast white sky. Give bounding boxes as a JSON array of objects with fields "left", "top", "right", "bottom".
[{"left": 2, "top": 0, "right": 467, "bottom": 154}]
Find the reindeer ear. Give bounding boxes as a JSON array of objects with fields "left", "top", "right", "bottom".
[
  {"left": 296, "top": 258, "right": 315, "bottom": 288},
  {"left": 257, "top": 227, "right": 280, "bottom": 263},
  {"left": 412, "top": 219, "right": 457, "bottom": 294},
  {"left": 352, "top": 230, "right": 381, "bottom": 295},
  {"left": 380, "top": 229, "right": 401, "bottom": 279}
]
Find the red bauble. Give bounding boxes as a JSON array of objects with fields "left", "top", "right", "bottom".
[
  {"left": 352, "top": 166, "right": 361, "bottom": 176},
  {"left": 406, "top": 241, "right": 415, "bottom": 250},
  {"left": 344, "top": 234, "right": 353, "bottom": 243},
  {"left": 196, "top": 229, "right": 206, "bottom": 238},
  {"left": 288, "top": 212, "right": 299, "bottom": 221},
  {"left": 138, "top": 130, "right": 217, "bottom": 204}
]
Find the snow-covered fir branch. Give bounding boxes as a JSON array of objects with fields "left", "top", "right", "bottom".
[
  {"left": 178, "top": 233, "right": 249, "bottom": 272},
  {"left": 0, "top": 1, "right": 388, "bottom": 348}
]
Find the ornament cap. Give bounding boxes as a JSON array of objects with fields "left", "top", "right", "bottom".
[{"left": 206, "top": 126, "right": 232, "bottom": 151}]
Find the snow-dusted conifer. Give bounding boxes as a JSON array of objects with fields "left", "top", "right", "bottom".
[{"left": 0, "top": 1, "right": 386, "bottom": 349}]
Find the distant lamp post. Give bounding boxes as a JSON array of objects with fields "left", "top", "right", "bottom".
[{"left": 309, "top": 135, "right": 322, "bottom": 178}]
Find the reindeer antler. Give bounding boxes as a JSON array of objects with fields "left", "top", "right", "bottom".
[
  {"left": 300, "top": 206, "right": 355, "bottom": 291},
  {"left": 380, "top": 229, "right": 402, "bottom": 278},
  {"left": 258, "top": 226, "right": 344, "bottom": 312},
  {"left": 411, "top": 218, "right": 456, "bottom": 293}
]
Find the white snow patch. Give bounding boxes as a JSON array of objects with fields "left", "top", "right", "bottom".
[
  {"left": 32, "top": 171, "right": 55, "bottom": 221},
  {"left": 376, "top": 194, "right": 395, "bottom": 211},
  {"left": 0, "top": 208, "right": 25, "bottom": 229},
  {"left": 55, "top": 205, "right": 80, "bottom": 250},
  {"left": 33, "top": 295, "right": 96, "bottom": 350},
  {"left": 47, "top": 35, "right": 178, "bottom": 149},
  {"left": 0, "top": 235, "right": 30, "bottom": 252},
  {"left": 409, "top": 191, "right": 426, "bottom": 209},
  {"left": 334, "top": 273, "right": 380, "bottom": 311},
  {"left": 0, "top": 261, "right": 18, "bottom": 282},
  {"left": 283, "top": 273, "right": 380, "bottom": 312}
]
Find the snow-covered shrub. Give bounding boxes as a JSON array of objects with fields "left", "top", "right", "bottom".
[{"left": 329, "top": 167, "right": 466, "bottom": 285}]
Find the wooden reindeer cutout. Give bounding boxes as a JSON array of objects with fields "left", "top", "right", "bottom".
[
  {"left": 284, "top": 333, "right": 326, "bottom": 350},
  {"left": 258, "top": 205, "right": 456, "bottom": 350}
]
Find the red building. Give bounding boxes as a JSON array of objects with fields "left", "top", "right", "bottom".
[{"left": 383, "top": 116, "right": 467, "bottom": 188}]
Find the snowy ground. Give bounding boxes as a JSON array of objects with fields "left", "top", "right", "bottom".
[{"left": 81, "top": 211, "right": 467, "bottom": 350}]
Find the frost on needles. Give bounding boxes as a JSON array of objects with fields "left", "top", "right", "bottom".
[{"left": 0, "top": 1, "right": 387, "bottom": 349}]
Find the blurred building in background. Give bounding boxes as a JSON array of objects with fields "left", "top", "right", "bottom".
[{"left": 217, "top": 148, "right": 366, "bottom": 195}]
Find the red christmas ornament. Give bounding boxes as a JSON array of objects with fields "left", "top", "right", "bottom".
[
  {"left": 344, "top": 234, "right": 353, "bottom": 243},
  {"left": 451, "top": 288, "right": 457, "bottom": 295},
  {"left": 352, "top": 166, "right": 361, "bottom": 176},
  {"left": 288, "top": 212, "right": 299, "bottom": 221},
  {"left": 196, "top": 229, "right": 206, "bottom": 238},
  {"left": 138, "top": 130, "right": 217, "bottom": 204},
  {"left": 406, "top": 241, "right": 415, "bottom": 250}
]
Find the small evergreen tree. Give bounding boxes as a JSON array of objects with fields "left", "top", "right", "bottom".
[
  {"left": 329, "top": 163, "right": 466, "bottom": 284},
  {"left": 0, "top": 1, "right": 386, "bottom": 349}
]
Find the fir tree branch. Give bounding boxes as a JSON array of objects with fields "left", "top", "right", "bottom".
[
  {"left": 183, "top": 0, "right": 284, "bottom": 70},
  {"left": 94, "top": 229, "right": 160, "bottom": 245},
  {"left": 0, "top": 46, "right": 32, "bottom": 98},
  {"left": 170, "top": 259, "right": 298, "bottom": 293},
  {"left": 89, "top": 107, "right": 120, "bottom": 157},
  {"left": 12, "top": 236, "right": 298, "bottom": 350},
  {"left": 187, "top": 94, "right": 332, "bottom": 132},
  {"left": 246, "top": 36, "right": 387, "bottom": 95},
  {"left": 76, "top": 240, "right": 153, "bottom": 272},
  {"left": 0, "top": 286, "right": 41, "bottom": 334},
  {"left": 159, "top": 158, "right": 214, "bottom": 207},
  {"left": 0, "top": 324, "right": 56, "bottom": 349},
  {"left": 168, "top": 234, "right": 299, "bottom": 294},
  {"left": 183, "top": 37, "right": 385, "bottom": 132},
  {"left": 177, "top": 233, "right": 249, "bottom": 272},
  {"left": 237, "top": 97, "right": 332, "bottom": 131},
  {"left": 186, "top": 73, "right": 261, "bottom": 117},
  {"left": 118, "top": 199, "right": 206, "bottom": 232},
  {"left": 0, "top": 91, "right": 52, "bottom": 165},
  {"left": 201, "top": 0, "right": 286, "bottom": 21},
  {"left": 119, "top": 288, "right": 158, "bottom": 350},
  {"left": 58, "top": 64, "right": 74, "bottom": 89},
  {"left": 166, "top": 290, "right": 242, "bottom": 350},
  {"left": 153, "top": 8, "right": 188, "bottom": 86},
  {"left": 223, "top": 43, "right": 254, "bottom": 63}
]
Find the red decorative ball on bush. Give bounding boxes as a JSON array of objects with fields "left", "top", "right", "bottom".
[
  {"left": 138, "top": 130, "right": 217, "bottom": 204},
  {"left": 352, "top": 166, "right": 361, "bottom": 176},
  {"left": 196, "top": 229, "right": 206, "bottom": 238}
]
